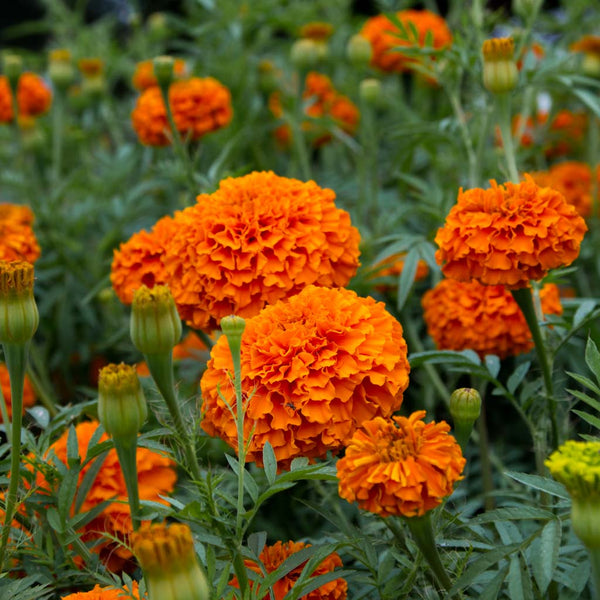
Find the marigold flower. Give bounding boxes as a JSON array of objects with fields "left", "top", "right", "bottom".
[
  {"left": 299, "top": 22, "right": 334, "bottom": 42},
  {"left": 60, "top": 583, "right": 140, "bottom": 600},
  {"left": 78, "top": 58, "right": 104, "bottom": 77},
  {"left": 0, "top": 219, "right": 40, "bottom": 264},
  {"left": 0, "top": 203, "right": 34, "bottom": 226},
  {"left": 230, "top": 540, "right": 347, "bottom": 600},
  {"left": 31, "top": 420, "right": 177, "bottom": 571},
  {"left": 571, "top": 35, "right": 600, "bottom": 77},
  {"left": 481, "top": 37, "right": 518, "bottom": 93},
  {"left": 200, "top": 285, "right": 409, "bottom": 469},
  {"left": 132, "top": 58, "right": 187, "bottom": 91},
  {"left": 434, "top": 176, "right": 587, "bottom": 288},
  {"left": 359, "top": 10, "right": 452, "bottom": 74},
  {"left": 337, "top": 411, "right": 466, "bottom": 518},
  {"left": 0, "top": 362, "right": 36, "bottom": 421},
  {"left": 421, "top": 279, "right": 562, "bottom": 359},
  {"left": 0, "top": 72, "right": 52, "bottom": 123},
  {"left": 131, "top": 76, "right": 232, "bottom": 146},
  {"left": 111, "top": 214, "right": 177, "bottom": 305},
  {"left": 269, "top": 72, "right": 359, "bottom": 147}
]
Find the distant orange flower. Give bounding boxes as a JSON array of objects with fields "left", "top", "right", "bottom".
[
  {"left": 78, "top": 58, "right": 104, "bottom": 77},
  {"left": 0, "top": 214, "right": 40, "bottom": 263},
  {"left": 300, "top": 22, "right": 334, "bottom": 42},
  {"left": 269, "top": 72, "right": 359, "bottom": 147},
  {"left": 0, "top": 203, "right": 34, "bottom": 225},
  {"left": 570, "top": 35, "right": 600, "bottom": 57},
  {"left": 60, "top": 583, "right": 140, "bottom": 600},
  {"left": 337, "top": 411, "right": 466, "bottom": 518},
  {"left": 359, "top": 10, "right": 452, "bottom": 74},
  {"left": 111, "top": 214, "right": 177, "bottom": 304},
  {"left": 131, "top": 76, "right": 232, "bottom": 146},
  {"left": 200, "top": 285, "right": 409, "bottom": 470},
  {"left": 136, "top": 330, "right": 207, "bottom": 376},
  {"left": 163, "top": 171, "right": 361, "bottom": 332},
  {"left": 230, "top": 540, "right": 347, "bottom": 600},
  {"left": 31, "top": 420, "right": 176, "bottom": 571},
  {"left": 434, "top": 176, "right": 587, "bottom": 288},
  {"left": 132, "top": 58, "right": 187, "bottom": 90},
  {"left": 0, "top": 73, "right": 52, "bottom": 123},
  {"left": 0, "top": 362, "right": 36, "bottom": 421},
  {"left": 422, "top": 279, "right": 563, "bottom": 359}
]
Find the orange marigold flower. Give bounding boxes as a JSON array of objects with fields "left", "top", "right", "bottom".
[
  {"left": 131, "top": 76, "right": 232, "bottom": 146},
  {"left": 0, "top": 72, "right": 52, "bottom": 123},
  {"left": 31, "top": 420, "right": 177, "bottom": 571},
  {"left": 163, "top": 171, "right": 361, "bottom": 332},
  {"left": 0, "top": 362, "right": 36, "bottom": 421},
  {"left": 132, "top": 58, "right": 187, "bottom": 91},
  {"left": 570, "top": 35, "right": 600, "bottom": 57},
  {"left": 230, "top": 540, "right": 347, "bottom": 600},
  {"left": 434, "top": 176, "right": 587, "bottom": 288},
  {"left": 0, "top": 216, "right": 40, "bottom": 263},
  {"left": 269, "top": 72, "right": 359, "bottom": 147},
  {"left": 78, "top": 58, "right": 104, "bottom": 77},
  {"left": 0, "top": 203, "right": 34, "bottom": 226},
  {"left": 200, "top": 285, "right": 409, "bottom": 470},
  {"left": 60, "top": 583, "right": 140, "bottom": 600},
  {"left": 110, "top": 214, "right": 177, "bottom": 304},
  {"left": 421, "top": 279, "right": 562, "bottom": 359},
  {"left": 337, "top": 411, "right": 466, "bottom": 518},
  {"left": 359, "top": 10, "right": 452, "bottom": 74},
  {"left": 300, "top": 22, "right": 334, "bottom": 42}
]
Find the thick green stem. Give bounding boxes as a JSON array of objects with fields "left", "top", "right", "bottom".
[
  {"left": 496, "top": 92, "right": 520, "bottom": 184},
  {"left": 511, "top": 287, "right": 559, "bottom": 450},
  {"left": 405, "top": 513, "right": 452, "bottom": 591},
  {"left": 0, "top": 342, "right": 27, "bottom": 572},
  {"left": 114, "top": 439, "right": 141, "bottom": 530}
]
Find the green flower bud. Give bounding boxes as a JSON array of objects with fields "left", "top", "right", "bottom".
[
  {"left": 482, "top": 38, "right": 519, "bottom": 94},
  {"left": 147, "top": 12, "right": 171, "bottom": 41},
  {"left": 131, "top": 285, "right": 182, "bottom": 355},
  {"left": 98, "top": 363, "right": 147, "bottom": 444},
  {"left": 0, "top": 261, "right": 39, "bottom": 345},
  {"left": 3, "top": 54, "right": 22, "bottom": 91},
  {"left": 290, "top": 39, "right": 320, "bottom": 70},
  {"left": 347, "top": 34, "right": 373, "bottom": 68},
  {"left": 359, "top": 78, "right": 382, "bottom": 106},
  {"left": 48, "top": 49, "right": 75, "bottom": 90},
  {"left": 450, "top": 388, "right": 482, "bottom": 426},
  {"left": 153, "top": 55, "right": 175, "bottom": 89}
]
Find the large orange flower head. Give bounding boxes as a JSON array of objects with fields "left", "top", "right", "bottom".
[
  {"left": 359, "top": 10, "right": 452, "bottom": 73},
  {"left": 230, "top": 540, "right": 347, "bottom": 600},
  {"left": 422, "top": 279, "right": 563, "bottom": 359},
  {"left": 0, "top": 72, "right": 52, "bottom": 123},
  {"left": 61, "top": 583, "right": 139, "bottom": 600},
  {"left": 200, "top": 285, "right": 409, "bottom": 470},
  {"left": 110, "top": 214, "right": 177, "bottom": 304},
  {"left": 131, "top": 76, "right": 232, "bottom": 146},
  {"left": 337, "top": 411, "right": 466, "bottom": 518},
  {"left": 163, "top": 171, "right": 361, "bottom": 332},
  {"left": 434, "top": 176, "right": 587, "bottom": 288},
  {"left": 0, "top": 203, "right": 40, "bottom": 263},
  {"left": 32, "top": 420, "right": 176, "bottom": 571},
  {"left": 132, "top": 58, "right": 187, "bottom": 90},
  {"left": 0, "top": 362, "right": 36, "bottom": 421}
]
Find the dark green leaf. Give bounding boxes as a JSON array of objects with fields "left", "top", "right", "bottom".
[
  {"left": 504, "top": 472, "right": 570, "bottom": 500},
  {"left": 530, "top": 519, "right": 561, "bottom": 595},
  {"left": 263, "top": 441, "right": 277, "bottom": 486}
]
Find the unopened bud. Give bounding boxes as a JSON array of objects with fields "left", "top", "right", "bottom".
[
  {"left": 153, "top": 55, "right": 175, "bottom": 89},
  {"left": 0, "top": 261, "right": 39, "bottom": 345},
  {"left": 48, "top": 49, "right": 75, "bottom": 90},
  {"left": 359, "top": 78, "right": 382, "bottom": 106},
  {"left": 347, "top": 34, "right": 373, "bottom": 68},
  {"left": 482, "top": 37, "right": 519, "bottom": 94},
  {"left": 290, "top": 39, "right": 320, "bottom": 70},
  {"left": 3, "top": 54, "right": 22, "bottom": 90}
]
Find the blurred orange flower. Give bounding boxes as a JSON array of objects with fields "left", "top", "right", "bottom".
[
  {"left": 0, "top": 362, "right": 36, "bottom": 421},
  {"left": 422, "top": 279, "right": 563, "bottom": 359},
  {"left": 32, "top": 420, "right": 176, "bottom": 571},
  {"left": 60, "top": 583, "right": 140, "bottom": 600},
  {"left": 163, "top": 171, "right": 361, "bottom": 332},
  {"left": 230, "top": 540, "right": 347, "bottom": 600},
  {"left": 201, "top": 285, "right": 409, "bottom": 470},
  {"left": 570, "top": 35, "right": 600, "bottom": 57},
  {"left": 269, "top": 72, "right": 359, "bottom": 147},
  {"left": 0, "top": 204, "right": 40, "bottom": 263},
  {"left": 132, "top": 58, "right": 187, "bottom": 91},
  {"left": 368, "top": 252, "right": 429, "bottom": 293},
  {"left": 337, "top": 411, "right": 465, "bottom": 518},
  {"left": 434, "top": 176, "right": 587, "bottom": 288},
  {"left": 0, "top": 73, "right": 52, "bottom": 123},
  {"left": 359, "top": 10, "right": 452, "bottom": 74},
  {"left": 111, "top": 214, "right": 177, "bottom": 304},
  {"left": 131, "top": 76, "right": 232, "bottom": 146}
]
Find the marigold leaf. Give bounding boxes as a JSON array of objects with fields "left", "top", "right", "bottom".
[
  {"left": 566, "top": 374, "right": 600, "bottom": 397},
  {"left": 468, "top": 506, "right": 554, "bottom": 527},
  {"left": 504, "top": 471, "right": 570, "bottom": 500},
  {"left": 244, "top": 470, "right": 259, "bottom": 502},
  {"left": 396, "top": 248, "right": 419, "bottom": 311},
  {"left": 263, "top": 441, "right": 277, "bottom": 485},
  {"left": 45, "top": 507, "right": 63, "bottom": 534},
  {"left": 478, "top": 564, "right": 509, "bottom": 600},
  {"left": 248, "top": 531, "right": 267, "bottom": 559},
  {"left": 572, "top": 409, "right": 600, "bottom": 431},
  {"left": 507, "top": 361, "right": 531, "bottom": 394},
  {"left": 484, "top": 354, "right": 501, "bottom": 379},
  {"left": 507, "top": 553, "right": 533, "bottom": 600},
  {"left": 585, "top": 336, "right": 600, "bottom": 384},
  {"left": 573, "top": 299, "right": 597, "bottom": 328},
  {"left": 530, "top": 519, "right": 561, "bottom": 595}
]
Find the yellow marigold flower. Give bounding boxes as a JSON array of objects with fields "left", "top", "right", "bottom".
[
  {"left": 0, "top": 361, "right": 36, "bottom": 421},
  {"left": 359, "top": 10, "right": 452, "bottom": 74},
  {"left": 434, "top": 176, "right": 587, "bottom": 288},
  {"left": 337, "top": 411, "right": 466, "bottom": 518},
  {"left": 131, "top": 76, "right": 232, "bottom": 146},
  {"left": 132, "top": 58, "right": 187, "bottom": 91},
  {"left": 131, "top": 522, "right": 209, "bottom": 600},
  {"left": 60, "top": 582, "right": 140, "bottom": 599},
  {"left": 482, "top": 37, "right": 518, "bottom": 93},
  {"left": 421, "top": 279, "right": 562, "bottom": 359},
  {"left": 230, "top": 540, "right": 348, "bottom": 599},
  {"left": 163, "top": 171, "right": 361, "bottom": 332},
  {"left": 201, "top": 285, "right": 409, "bottom": 470},
  {"left": 0, "top": 73, "right": 52, "bottom": 123}
]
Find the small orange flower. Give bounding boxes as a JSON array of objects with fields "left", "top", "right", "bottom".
[
  {"left": 0, "top": 73, "right": 52, "bottom": 123},
  {"left": 434, "top": 176, "right": 587, "bottom": 288},
  {"left": 359, "top": 10, "right": 452, "bottom": 74},
  {"left": 163, "top": 171, "right": 361, "bottom": 332},
  {"left": 131, "top": 76, "right": 232, "bottom": 146},
  {"left": 230, "top": 540, "right": 347, "bottom": 600},
  {"left": 0, "top": 362, "right": 36, "bottom": 421},
  {"left": 132, "top": 58, "right": 187, "bottom": 91},
  {"left": 570, "top": 35, "right": 600, "bottom": 57},
  {"left": 300, "top": 22, "right": 334, "bottom": 42},
  {"left": 337, "top": 411, "right": 466, "bottom": 518},
  {"left": 60, "top": 583, "right": 140, "bottom": 600},
  {"left": 200, "top": 285, "right": 409, "bottom": 470},
  {"left": 110, "top": 214, "right": 177, "bottom": 304},
  {"left": 422, "top": 279, "right": 563, "bottom": 359},
  {"left": 269, "top": 72, "right": 359, "bottom": 147},
  {"left": 31, "top": 420, "right": 177, "bottom": 571},
  {"left": 78, "top": 58, "right": 104, "bottom": 77},
  {"left": 0, "top": 205, "right": 40, "bottom": 263}
]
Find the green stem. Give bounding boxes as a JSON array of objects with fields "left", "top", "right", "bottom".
[
  {"left": 511, "top": 287, "right": 558, "bottom": 450},
  {"left": 25, "top": 364, "right": 58, "bottom": 417},
  {"left": 590, "top": 547, "right": 600, "bottom": 600},
  {"left": 496, "top": 92, "right": 520, "bottom": 184},
  {"left": 446, "top": 88, "right": 479, "bottom": 188},
  {"left": 0, "top": 378, "right": 11, "bottom": 444},
  {"left": 291, "top": 68, "right": 311, "bottom": 181},
  {"left": 113, "top": 439, "right": 141, "bottom": 530},
  {"left": 51, "top": 90, "right": 64, "bottom": 186},
  {"left": 0, "top": 342, "right": 27, "bottom": 572},
  {"left": 476, "top": 392, "right": 495, "bottom": 511},
  {"left": 404, "top": 513, "right": 452, "bottom": 591}
]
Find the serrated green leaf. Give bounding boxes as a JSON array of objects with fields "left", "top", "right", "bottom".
[
  {"left": 244, "top": 470, "right": 259, "bottom": 502},
  {"left": 468, "top": 506, "right": 554, "bottom": 526},
  {"left": 507, "top": 553, "right": 533, "bottom": 600},
  {"left": 46, "top": 507, "right": 63, "bottom": 534},
  {"left": 263, "top": 441, "right": 277, "bottom": 486},
  {"left": 396, "top": 248, "right": 419, "bottom": 311},
  {"left": 572, "top": 409, "right": 600, "bottom": 431},
  {"left": 568, "top": 387, "right": 600, "bottom": 411},
  {"left": 585, "top": 337, "right": 600, "bottom": 383},
  {"left": 225, "top": 453, "right": 240, "bottom": 476},
  {"left": 507, "top": 362, "right": 531, "bottom": 394},
  {"left": 248, "top": 531, "right": 267, "bottom": 559},
  {"left": 573, "top": 300, "right": 597, "bottom": 328},
  {"left": 478, "top": 565, "right": 509, "bottom": 600},
  {"left": 530, "top": 519, "right": 561, "bottom": 595},
  {"left": 504, "top": 472, "right": 570, "bottom": 500}
]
